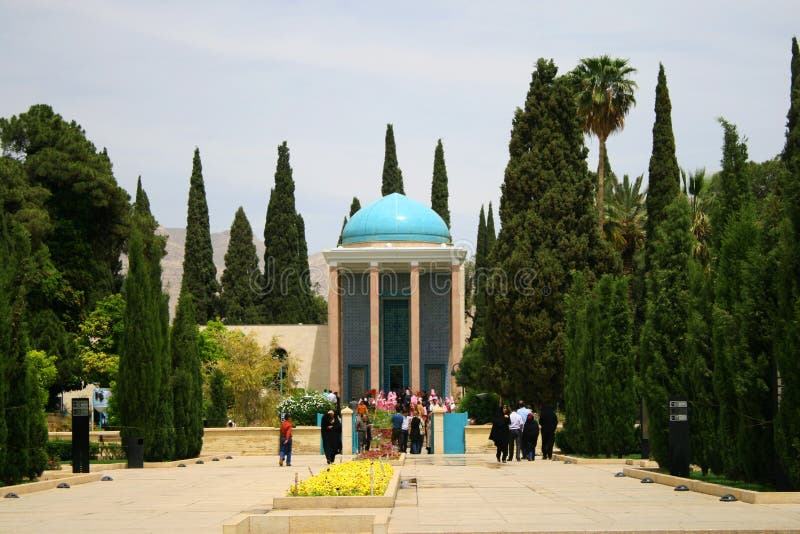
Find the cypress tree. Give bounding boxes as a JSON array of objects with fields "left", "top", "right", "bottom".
[
  {"left": 713, "top": 204, "right": 775, "bottom": 482},
  {"left": 470, "top": 206, "right": 488, "bottom": 341},
  {"left": 640, "top": 195, "right": 693, "bottom": 469},
  {"left": 207, "top": 368, "right": 228, "bottom": 427},
  {"left": 486, "top": 202, "right": 496, "bottom": 255},
  {"left": 645, "top": 64, "right": 681, "bottom": 267},
  {"left": 296, "top": 213, "right": 315, "bottom": 320},
  {"left": 220, "top": 207, "right": 261, "bottom": 324},
  {"left": 337, "top": 216, "right": 348, "bottom": 247},
  {"left": 118, "top": 179, "right": 174, "bottom": 461},
  {"left": 350, "top": 197, "right": 361, "bottom": 217},
  {"left": 182, "top": 148, "right": 219, "bottom": 324},
  {"left": 381, "top": 124, "right": 404, "bottom": 196},
  {"left": 776, "top": 35, "right": 800, "bottom": 489},
  {"left": 563, "top": 271, "right": 594, "bottom": 453},
  {"left": 431, "top": 139, "right": 451, "bottom": 227},
  {"left": 171, "top": 290, "right": 204, "bottom": 459},
  {"left": 485, "top": 58, "right": 619, "bottom": 402},
  {"left": 712, "top": 119, "right": 751, "bottom": 245},
  {"left": 263, "top": 142, "right": 309, "bottom": 323}
]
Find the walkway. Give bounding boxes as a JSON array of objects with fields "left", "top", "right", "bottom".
[{"left": 0, "top": 454, "right": 799, "bottom": 533}]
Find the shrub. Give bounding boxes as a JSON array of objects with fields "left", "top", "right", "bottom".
[
  {"left": 46, "top": 440, "right": 101, "bottom": 461},
  {"left": 291, "top": 460, "right": 394, "bottom": 496},
  {"left": 555, "top": 429, "right": 574, "bottom": 454},
  {"left": 455, "top": 391, "right": 499, "bottom": 424},
  {"left": 276, "top": 390, "right": 334, "bottom": 426}
]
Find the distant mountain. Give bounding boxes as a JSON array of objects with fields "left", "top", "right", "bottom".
[{"left": 158, "top": 227, "right": 327, "bottom": 319}]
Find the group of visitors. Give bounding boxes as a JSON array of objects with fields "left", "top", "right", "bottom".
[
  {"left": 390, "top": 403, "right": 429, "bottom": 454},
  {"left": 489, "top": 400, "right": 558, "bottom": 463}
]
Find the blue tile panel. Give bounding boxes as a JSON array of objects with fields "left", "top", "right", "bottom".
[
  {"left": 420, "top": 272, "right": 451, "bottom": 396},
  {"left": 341, "top": 271, "right": 370, "bottom": 401}
]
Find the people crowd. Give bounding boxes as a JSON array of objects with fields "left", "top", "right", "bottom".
[{"left": 490, "top": 400, "right": 558, "bottom": 463}]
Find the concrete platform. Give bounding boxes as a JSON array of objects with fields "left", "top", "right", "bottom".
[{"left": 1, "top": 454, "right": 800, "bottom": 533}]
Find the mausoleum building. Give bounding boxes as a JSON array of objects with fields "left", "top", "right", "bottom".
[{"left": 323, "top": 193, "right": 467, "bottom": 402}]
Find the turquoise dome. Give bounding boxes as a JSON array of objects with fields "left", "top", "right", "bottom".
[{"left": 342, "top": 193, "right": 451, "bottom": 244}]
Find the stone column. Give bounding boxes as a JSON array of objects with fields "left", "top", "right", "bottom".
[
  {"left": 327, "top": 264, "right": 340, "bottom": 392},
  {"left": 432, "top": 405, "right": 445, "bottom": 454},
  {"left": 369, "top": 262, "right": 380, "bottom": 392},
  {"left": 341, "top": 406, "right": 354, "bottom": 455},
  {"left": 410, "top": 261, "right": 420, "bottom": 392},
  {"left": 449, "top": 262, "right": 462, "bottom": 396}
]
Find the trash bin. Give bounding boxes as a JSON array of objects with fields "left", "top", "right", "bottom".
[{"left": 127, "top": 436, "right": 144, "bottom": 469}]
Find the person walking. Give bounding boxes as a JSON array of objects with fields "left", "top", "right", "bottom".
[
  {"left": 489, "top": 406, "right": 510, "bottom": 463},
  {"left": 508, "top": 406, "right": 524, "bottom": 461},
  {"left": 321, "top": 409, "right": 342, "bottom": 464},
  {"left": 521, "top": 412, "right": 539, "bottom": 461},
  {"left": 391, "top": 406, "right": 404, "bottom": 450},
  {"left": 517, "top": 400, "right": 532, "bottom": 423},
  {"left": 400, "top": 409, "right": 411, "bottom": 453},
  {"left": 409, "top": 410, "right": 423, "bottom": 454},
  {"left": 356, "top": 413, "right": 368, "bottom": 453},
  {"left": 279, "top": 413, "right": 293, "bottom": 467},
  {"left": 539, "top": 404, "right": 558, "bottom": 460}
]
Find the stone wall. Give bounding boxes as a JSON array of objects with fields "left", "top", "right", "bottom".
[{"left": 201, "top": 427, "right": 323, "bottom": 456}]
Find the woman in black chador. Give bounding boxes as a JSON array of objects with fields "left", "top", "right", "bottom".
[
  {"left": 521, "top": 412, "right": 540, "bottom": 461},
  {"left": 489, "top": 406, "right": 510, "bottom": 463},
  {"left": 321, "top": 410, "right": 342, "bottom": 464},
  {"left": 539, "top": 404, "right": 558, "bottom": 460}
]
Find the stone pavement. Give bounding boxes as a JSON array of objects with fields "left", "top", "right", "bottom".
[{"left": 1, "top": 454, "right": 800, "bottom": 533}]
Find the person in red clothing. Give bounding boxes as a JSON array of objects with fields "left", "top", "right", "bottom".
[{"left": 279, "top": 414, "right": 293, "bottom": 466}]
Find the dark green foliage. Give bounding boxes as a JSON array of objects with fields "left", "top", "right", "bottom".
[
  {"left": 262, "top": 142, "right": 314, "bottom": 324},
  {"left": 485, "top": 58, "right": 619, "bottom": 403},
  {"left": 171, "top": 291, "right": 204, "bottom": 459},
  {"left": 776, "top": 35, "right": 800, "bottom": 490},
  {"left": 296, "top": 213, "right": 315, "bottom": 319},
  {"left": 486, "top": 202, "right": 496, "bottom": 257},
  {"left": 381, "top": 124, "right": 404, "bottom": 196},
  {"left": 117, "top": 179, "right": 174, "bottom": 461},
  {"left": 455, "top": 338, "right": 496, "bottom": 392},
  {"left": 220, "top": 207, "right": 261, "bottom": 324},
  {"left": 75, "top": 293, "right": 125, "bottom": 386},
  {"left": 684, "top": 259, "right": 718, "bottom": 475},
  {"left": 645, "top": 64, "right": 681, "bottom": 267},
  {"left": 337, "top": 216, "right": 347, "bottom": 246},
  {"left": 639, "top": 195, "right": 693, "bottom": 469},
  {"left": 711, "top": 119, "right": 750, "bottom": 246},
  {"left": 207, "top": 368, "right": 228, "bottom": 427},
  {"left": 470, "top": 206, "right": 488, "bottom": 340},
  {"left": 182, "top": 148, "right": 219, "bottom": 324},
  {"left": 349, "top": 197, "right": 361, "bottom": 217},
  {"left": 430, "top": 139, "right": 450, "bottom": 227},
  {"left": 455, "top": 391, "right": 500, "bottom": 425},
  {"left": 0, "top": 215, "right": 48, "bottom": 483},
  {"left": 713, "top": 205, "right": 776, "bottom": 482},
  {"left": 564, "top": 272, "right": 636, "bottom": 457},
  {"left": 0, "top": 104, "right": 130, "bottom": 316},
  {"left": 784, "top": 37, "right": 800, "bottom": 164}
]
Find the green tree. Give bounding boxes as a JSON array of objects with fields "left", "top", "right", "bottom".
[
  {"left": 485, "top": 202, "right": 496, "bottom": 256},
  {"left": 349, "top": 197, "right": 361, "bottom": 217},
  {"left": 0, "top": 215, "right": 48, "bottom": 483},
  {"left": 604, "top": 174, "right": 647, "bottom": 275},
  {"left": 645, "top": 64, "right": 681, "bottom": 264},
  {"left": 220, "top": 207, "right": 261, "bottom": 324},
  {"left": 207, "top": 368, "right": 229, "bottom": 427},
  {"left": 170, "top": 291, "right": 204, "bottom": 459},
  {"left": 776, "top": 35, "right": 800, "bottom": 489},
  {"left": 381, "top": 124, "right": 404, "bottom": 196},
  {"left": 469, "top": 205, "right": 488, "bottom": 341},
  {"left": 639, "top": 195, "right": 693, "bottom": 469},
  {"left": 117, "top": 179, "right": 174, "bottom": 461},
  {"left": 262, "top": 142, "right": 312, "bottom": 323},
  {"left": 485, "top": 59, "right": 619, "bottom": 403},
  {"left": 711, "top": 119, "right": 751, "bottom": 247},
  {"left": 563, "top": 271, "right": 594, "bottom": 453},
  {"left": 431, "top": 139, "right": 450, "bottom": 227},
  {"left": 571, "top": 56, "right": 638, "bottom": 233},
  {"left": 75, "top": 293, "right": 125, "bottom": 386},
  {"left": 182, "top": 148, "right": 219, "bottom": 323}
]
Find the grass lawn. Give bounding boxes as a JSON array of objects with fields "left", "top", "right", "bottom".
[
  {"left": 59, "top": 459, "right": 125, "bottom": 466},
  {"left": 688, "top": 471, "right": 775, "bottom": 492},
  {"left": 570, "top": 453, "right": 643, "bottom": 460}
]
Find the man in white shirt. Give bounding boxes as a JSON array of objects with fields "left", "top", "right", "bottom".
[
  {"left": 508, "top": 407, "right": 524, "bottom": 461},
  {"left": 517, "top": 401, "right": 532, "bottom": 424}
]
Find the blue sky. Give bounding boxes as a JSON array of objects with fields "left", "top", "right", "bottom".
[{"left": 1, "top": 1, "right": 798, "bottom": 255}]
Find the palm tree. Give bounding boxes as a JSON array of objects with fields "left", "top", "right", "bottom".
[
  {"left": 604, "top": 173, "right": 647, "bottom": 275},
  {"left": 682, "top": 168, "right": 711, "bottom": 267},
  {"left": 571, "top": 56, "right": 638, "bottom": 233}
]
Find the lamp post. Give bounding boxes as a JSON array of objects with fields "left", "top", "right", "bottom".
[{"left": 272, "top": 348, "right": 288, "bottom": 396}]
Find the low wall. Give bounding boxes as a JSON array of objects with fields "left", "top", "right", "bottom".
[
  {"left": 201, "top": 427, "right": 322, "bottom": 456},
  {"left": 49, "top": 431, "right": 121, "bottom": 444}
]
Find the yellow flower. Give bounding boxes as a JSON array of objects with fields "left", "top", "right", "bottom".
[{"left": 290, "top": 460, "right": 393, "bottom": 496}]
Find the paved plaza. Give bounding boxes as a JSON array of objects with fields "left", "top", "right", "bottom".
[{"left": 2, "top": 454, "right": 800, "bottom": 533}]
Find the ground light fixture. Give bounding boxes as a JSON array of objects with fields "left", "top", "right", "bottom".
[
  {"left": 614, "top": 472, "right": 625, "bottom": 477},
  {"left": 212, "top": 457, "right": 220, "bottom": 461},
  {"left": 720, "top": 493, "right": 737, "bottom": 502},
  {"left": 178, "top": 463, "right": 186, "bottom": 468},
  {"left": 674, "top": 484, "right": 689, "bottom": 491},
  {"left": 640, "top": 477, "right": 654, "bottom": 483},
  {"left": 57, "top": 482, "right": 70, "bottom": 488},
  {"left": 101, "top": 476, "right": 113, "bottom": 481},
  {"left": 196, "top": 460, "right": 204, "bottom": 464},
  {"left": 4, "top": 492, "right": 19, "bottom": 498},
  {"left": 563, "top": 460, "right": 572, "bottom": 464},
  {"left": 226, "top": 455, "right": 233, "bottom": 459}
]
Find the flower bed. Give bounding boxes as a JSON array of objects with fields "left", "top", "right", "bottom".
[{"left": 290, "top": 460, "right": 394, "bottom": 497}]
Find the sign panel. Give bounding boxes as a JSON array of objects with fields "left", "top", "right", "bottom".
[{"left": 72, "top": 398, "right": 90, "bottom": 417}]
